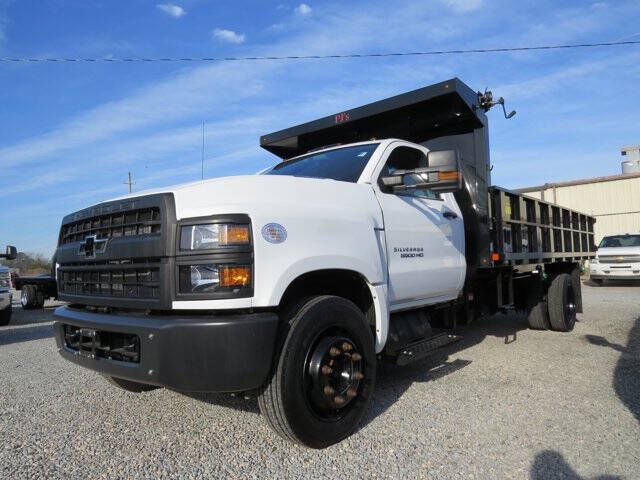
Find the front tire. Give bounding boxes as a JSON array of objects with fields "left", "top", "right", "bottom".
[
  {"left": 548, "top": 273, "right": 577, "bottom": 332},
  {"left": 591, "top": 278, "right": 603, "bottom": 286},
  {"left": 258, "top": 295, "right": 376, "bottom": 448},
  {"left": 0, "top": 305, "right": 11, "bottom": 326}
]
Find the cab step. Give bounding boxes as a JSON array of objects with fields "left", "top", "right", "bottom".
[{"left": 395, "top": 332, "right": 461, "bottom": 366}]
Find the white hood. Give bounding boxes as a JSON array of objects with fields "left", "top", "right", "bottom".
[{"left": 109, "top": 174, "right": 384, "bottom": 226}]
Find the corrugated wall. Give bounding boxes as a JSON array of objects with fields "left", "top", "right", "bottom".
[{"left": 521, "top": 177, "right": 640, "bottom": 243}]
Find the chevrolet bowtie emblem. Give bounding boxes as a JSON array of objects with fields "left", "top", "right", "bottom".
[{"left": 78, "top": 235, "right": 108, "bottom": 259}]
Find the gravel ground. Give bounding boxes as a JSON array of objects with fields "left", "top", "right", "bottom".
[{"left": 1, "top": 282, "right": 638, "bottom": 479}]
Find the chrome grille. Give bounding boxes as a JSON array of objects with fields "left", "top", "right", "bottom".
[{"left": 598, "top": 255, "right": 640, "bottom": 264}]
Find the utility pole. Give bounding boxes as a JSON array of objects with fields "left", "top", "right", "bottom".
[
  {"left": 124, "top": 171, "right": 135, "bottom": 193},
  {"left": 201, "top": 121, "right": 205, "bottom": 180}
]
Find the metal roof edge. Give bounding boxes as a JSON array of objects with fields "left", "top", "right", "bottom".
[{"left": 514, "top": 171, "right": 640, "bottom": 192}]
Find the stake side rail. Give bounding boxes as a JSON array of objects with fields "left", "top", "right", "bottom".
[{"left": 489, "top": 186, "right": 596, "bottom": 265}]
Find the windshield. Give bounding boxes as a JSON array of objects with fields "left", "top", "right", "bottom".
[
  {"left": 263, "top": 143, "right": 379, "bottom": 183},
  {"left": 599, "top": 234, "right": 640, "bottom": 248}
]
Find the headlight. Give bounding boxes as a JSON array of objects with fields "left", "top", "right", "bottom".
[
  {"left": 591, "top": 257, "right": 599, "bottom": 264},
  {"left": 180, "top": 223, "right": 250, "bottom": 250},
  {"left": 0, "top": 275, "right": 9, "bottom": 290},
  {"left": 178, "top": 265, "right": 251, "bottom": 294}
]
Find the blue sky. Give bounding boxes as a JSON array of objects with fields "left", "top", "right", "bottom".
[{"left": 1, "top": 0, "right": 639, "bottom": 257}]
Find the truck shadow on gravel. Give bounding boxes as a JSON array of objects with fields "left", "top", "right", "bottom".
[
  {"left": 584, "top": 317, "right": 640, "bottom": 424},
  {"left": 179, "top": 312, "right": 532, "bottom": 422},
  {"left": 531, "top": 450, "right": 622, "bottom": 479},
  {"left": 361, "top": 312, "right": 530, "bottom": 428},
  {"left": 179, "top": 391, "right": 262, "bottom": 414}
]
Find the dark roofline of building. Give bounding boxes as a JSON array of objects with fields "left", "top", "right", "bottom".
[{"left": 514, "top": 171, "right": 640, "bottom": 193}]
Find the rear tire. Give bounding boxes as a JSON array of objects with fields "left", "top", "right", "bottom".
[
  {"left": 548, "top": 274, "right": 577, "bottom": 332},
  {"left": 106, "top": 376, "right": 160, "bottom": 393},
  {"left": 258, "top": 295, "right": 376, "bottom": 448},
  {"left": 525, "top": 277, "right": 550, "bottom": 330},
  {"left": 21, "top": 285, "right": 44, "bottom": 310},
  {"left": 0, "top": 305, "right": 11, "bottom": 326},
  {"left": 527, "top": 300, "right": 550, "bottom": 330}
]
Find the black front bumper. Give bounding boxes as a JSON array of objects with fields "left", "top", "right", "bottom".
[{"left": 53, "top": 306, "right": 279, "bottom": 392}]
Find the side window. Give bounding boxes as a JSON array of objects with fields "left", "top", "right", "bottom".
[{"left": 378, "top": 146, "right": 441, "bottom": 200}]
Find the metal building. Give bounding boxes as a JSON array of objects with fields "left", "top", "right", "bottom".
[{"left": 515, "top": 147, "right": 640, "bottom": 244}]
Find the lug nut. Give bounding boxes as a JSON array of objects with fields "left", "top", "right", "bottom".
[
  {"left": 323, "top": 386, "right": 335, "bottom": 396},
  {"left": 321, "top": 365, "right": 333, "bottom": 375},
  {"left": 329, "top": 347, "right": 341, "bottom": 357},
  {"left": 353, "top": 371, "right": 364, "bottom": 381},
  {"left": 351, "top": 353, "right": 362, "bottom": 361},
  {"left": 334, "top": 396, "right": 345, "bottom": 405},
  {"left": 346, "top": 387, "right": 357, "bottom": 398},
  {"left": 342, "top": 342, "right": 353, "bottom": 352}
]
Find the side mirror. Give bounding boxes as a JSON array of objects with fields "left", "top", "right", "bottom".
[
  {"left": 381, "top": 149, "right": 462, "bottom": 194},
  {"left": 3, "top": 246, "right": 17, "bottom": 260}
]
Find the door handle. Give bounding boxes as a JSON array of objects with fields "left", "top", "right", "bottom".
[{"left": 443, "top": 210, "right": 458, "bottom": 219}]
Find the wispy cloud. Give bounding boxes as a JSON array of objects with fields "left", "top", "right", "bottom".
[
  {"left": 441, "top": 0, "right": 482, "bottom": 13},
  {"left": 212, "top": 28, "right": 246, "bottom": 44},
  {"left": 156, "top": 3, "right": 185, "bottom": 18},
  {"left": 295, "top": 3, "right": 312, "bottom": 16}
]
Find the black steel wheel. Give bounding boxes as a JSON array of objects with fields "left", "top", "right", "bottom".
[
  {"left": 258, "top": 295, "right": 376, "bottom": 448},
  {"left": 548, "top": 273, "right": 577, "bottom": 332}
]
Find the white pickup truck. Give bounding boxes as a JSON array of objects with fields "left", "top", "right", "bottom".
[
  {"left": 590, "top": 233, "right": 640, "bottom": 284},
  {"left": 0, "top": 246, "right": 17, "bottom": 325},
  {"left": 53, "top": 79, "right": 596, "bottom": 448}
]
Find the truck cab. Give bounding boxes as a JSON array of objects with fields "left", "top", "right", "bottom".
[{"left": 52, "top": 78, "right": 594, "bottom": 448}]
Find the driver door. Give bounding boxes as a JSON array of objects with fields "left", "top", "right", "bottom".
[{"left": 373, "top": 143, "right": 465, "bottom": 306}]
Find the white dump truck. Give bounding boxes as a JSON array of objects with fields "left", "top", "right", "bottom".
[{"left": 53, "top": 79, "right": 595, "bottom": 448}]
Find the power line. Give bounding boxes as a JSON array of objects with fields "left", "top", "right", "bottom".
[{"left": 1, "top": 40, "right": 639, "bottom": 63}]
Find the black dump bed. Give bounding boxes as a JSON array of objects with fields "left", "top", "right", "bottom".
[
  {"left": 261, "top": 78, "right": 595, "bottom": 271},
  {"left": 260, "top": 78, "right": 483, "bottom": 160}
]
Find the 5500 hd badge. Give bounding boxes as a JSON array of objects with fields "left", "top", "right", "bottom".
[{"left": 394, "top": 247, "right": 424, "bottom": 258}]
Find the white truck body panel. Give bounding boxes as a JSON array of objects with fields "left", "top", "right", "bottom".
[{"left": 106, "top": 139, "right": 468, "bottom": 351}]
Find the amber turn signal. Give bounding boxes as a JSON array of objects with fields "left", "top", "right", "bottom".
[
  {"left": 220, "top": 225, "right": 250, "bottom": 244},
  {"left": 220, "top": 266, "right": 251, "bottom": 287}
]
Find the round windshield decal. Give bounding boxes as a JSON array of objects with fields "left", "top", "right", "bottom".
[{"left": 261, "top": 223, "right": 287, "bottom": 244}]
